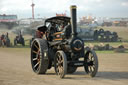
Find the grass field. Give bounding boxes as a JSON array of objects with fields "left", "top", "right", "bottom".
[{"left": 0, "top": 26, "right": 128, "bottom": 50}]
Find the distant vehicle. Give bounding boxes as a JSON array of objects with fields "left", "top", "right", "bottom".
[
  {"left": 0, "top": 14, "right": 18, "bottom": 29},
  {"left": 77, "top": 23, "right": 98, "bottom": 41},
  {"left": 77, "top": 27, "right": 119, "bottom": 42},
  {"left": 77, "top": 28, "right": 94, "bottom": 41},
  {"left": 14, "top": 31, "right": 25, "bottom": 46},
  {"left": 94, "top": 29, "right": 118, "bottom": 42},
  {"left": 0, "top": 33, "right": 11, "bottom": 47}
]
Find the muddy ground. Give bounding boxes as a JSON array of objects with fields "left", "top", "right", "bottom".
[{"left": 0, "top": 48, "right": 128, "bottom": 85}]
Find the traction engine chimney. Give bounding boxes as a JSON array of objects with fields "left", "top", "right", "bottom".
[{"left": 70, "top": 5, "right": 77, "bottom": 38}]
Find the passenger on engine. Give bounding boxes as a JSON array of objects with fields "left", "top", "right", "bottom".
[{"left": 57, "top": 23, "right": 64, "bottom": 32}]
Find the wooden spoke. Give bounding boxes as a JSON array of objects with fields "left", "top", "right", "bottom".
[
  {"left": 60, "top": 60, "right": 64, "bottom": 64},
  {"left": 33, "top": 50, "right": 38, "bottom": 54},
  {"left": 34, "top": 62, "right": 39, "bottom": 68},
  {"left": 91, "top": 66, "right": 94, "bottom": 71},
  {"left": 58, "top": 66, "right": 62, "bottom": 74},
  {"left": 88, "top": 53, "right": 91, "bottom": 59},
  {"left": 93, "top": 66, "right": 95, "bottom": 70},
  {"left": 57, "top": 66, "right": 61, "bottom": 75},
  {"left": 57, "top": 57, "right": 59, "bottom": 62},
  {"left": 58, "top": 55, "right": 62, "bottom": 61},
  {"left": 60, "top": 66, "right": 63, "bottom": 73},
  {"left": 93, "top": 60, "right": 96, "bottom": 64},
  {"left": 34, "top": 43, "right": 39, "bottom": 49},
  {"left": 93, "top": 65, "right": 95, "bottom": 68},
  {"left": 88, "top": 66, "right": 91, "bottom": 72},
  {"left": 89, "top": 66, "right": 92, "bottom": 72},
  {"left": 91, "top": 57, "right": 94, "bottom": 61},
  {"left": 33, "top": 58, "right": 37, "bottom": 61}
]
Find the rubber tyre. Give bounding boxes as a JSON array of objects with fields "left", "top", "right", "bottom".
[
  {"left": 31, "top": 38, "right": 49, "bottom": 74},
  {"left": 99, "top": 28, "right": 104, "bottom": 33}
]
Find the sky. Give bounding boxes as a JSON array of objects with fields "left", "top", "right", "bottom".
[{"left": 0, "top": 0, "right": 128, "bottom": 19}]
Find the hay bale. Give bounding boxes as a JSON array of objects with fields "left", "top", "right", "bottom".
[
  {"left": 109, "top": 46, "right": 114, "bottom": 50},
  {"left": 99, "top": 43, "right": 105, "bottom": 47},
  {"left": 98, "top": 43, "right": 105, "bottom": 50},
  {"left": 105, "top": 44, "right": 110, "bottom": 50},
  {"left": 104, "top": 44, "right": 114, "bottom": 50},
  {"left": 93, "top": 45, "right": 99, "bottom": 50},
  {"left": 114, "top": 45, "right": 126, "bottom": 53},
  {"left": 89, "top": 43, "right": 94, "bottom": 50}
]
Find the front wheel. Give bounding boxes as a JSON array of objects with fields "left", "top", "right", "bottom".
[
  {"left": 84, "top": 50, "right": 98, "bottom": 77},
  {"left": 54, "top": 51, "right": 67, "bottom": 78}
]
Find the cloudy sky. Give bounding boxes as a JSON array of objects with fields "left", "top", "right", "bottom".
[{"left": 0, "top": 0, "right": 128, "bottom": 19}]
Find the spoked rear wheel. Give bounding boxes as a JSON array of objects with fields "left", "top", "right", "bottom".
[
  {"left": 84, "top": 50, "right": 98, "bottom": 77},
  {"left": 54, "top": 51, "right": 67, "bottom": 78},
  {"left": 31, "top": 39, "right": 48, "bottom": 74}
]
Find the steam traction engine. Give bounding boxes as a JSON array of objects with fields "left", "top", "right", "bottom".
[
  {"left": 31, "top": 5, "right": 98, "bottom": 78},
  {"left": 14, "top": 31, "right": 25, "bottom": 46}
]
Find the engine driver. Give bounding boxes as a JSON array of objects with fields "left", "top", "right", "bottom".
[{"left": 36, "top": 26, "right": 47, "bottom": 38}]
